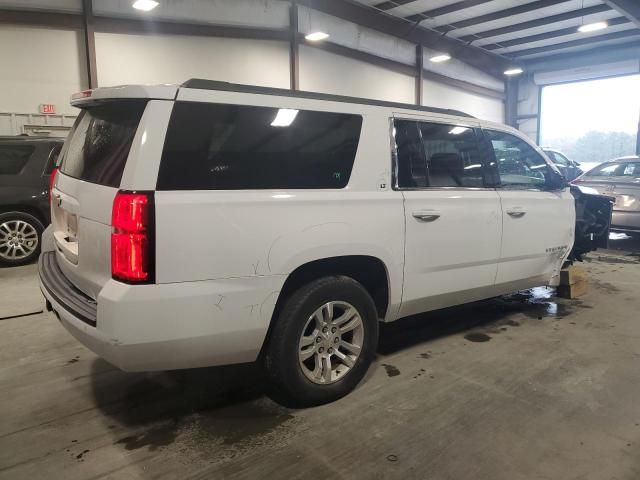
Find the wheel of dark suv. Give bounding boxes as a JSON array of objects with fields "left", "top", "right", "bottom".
[
  {"left": 0, "top": 212, "right": 44, "bottom": 267},
  {"left": 263, "top": 275, "right": 379, "bottom": 407}
]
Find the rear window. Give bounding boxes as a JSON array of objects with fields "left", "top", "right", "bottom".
[
  {"left": 0, "top": 145, "right": 34, "bottom": 175},
  {"left": 60, "top": 101, "right": 146, "bottom": 187},
  {"left": 587, "top": 161, "right": 640, "bottom": 177},
  {"left": 157, "top": 102, "right": 363, "bottom": 190}
]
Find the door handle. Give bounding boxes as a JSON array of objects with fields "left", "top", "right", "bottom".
[
  {"left": 506, "top": 208, "right": 526, "bottom": 218},
  {"left": 412, "top": 210, "right": 441, "bottom": 222}
]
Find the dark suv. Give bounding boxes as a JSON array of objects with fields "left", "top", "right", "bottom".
[{"left": 0, "top": 136, "right": 63, "bottom": 266}]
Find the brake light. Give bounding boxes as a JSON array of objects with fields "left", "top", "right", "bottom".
[
  {"left": 111, "top": 191, "right": 154, "bottom": 283},
  {"left": 49, "top": 167, "right": 58, "bottom": 205},
  {"left": 71, "top": 90, "right": 93, "bottom": 101}
]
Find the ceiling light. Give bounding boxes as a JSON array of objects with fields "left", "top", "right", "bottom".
[
  {"left": 271, "top": 109, "right": 299, "bottom": 127},
  {"left": 132, "top": 0, "right": 159, "bottom": 11},
  {"left": 430, "top": 54, "right": 451, "bottom": 63},
  {"left": 305, "top": 32, "right": 329, "bottom": 42},
  {"left": 449, "top": 126, "right": 469, "bottom": 135},
  {"left": 578, "top": 21, "right": 608, "bottom": 33},
  {"left": 504, "top": 67, "right": 523, "bottom": 76}
]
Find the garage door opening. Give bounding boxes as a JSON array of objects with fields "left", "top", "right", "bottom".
[{"left": 539, "top": 75, "right": 640, "bottom": 172}]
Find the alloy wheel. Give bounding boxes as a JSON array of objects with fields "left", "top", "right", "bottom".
[{"left": 298, "top": 301, "right": 364, "bottom": 384}]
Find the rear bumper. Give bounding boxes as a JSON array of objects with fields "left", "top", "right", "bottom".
[
  {"left": 38, "top": 251, "right": 285, "bottom": 372},
  {"left": 39, "top": 252, "right": 97, "bottom": 326},
  {"left": 612, "top": 210, "right": 640, "bottom": 232}
]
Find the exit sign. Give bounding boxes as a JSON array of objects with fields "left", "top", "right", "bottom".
[{"left": 39, "top": 104, "right": 56, "bottom": 114}]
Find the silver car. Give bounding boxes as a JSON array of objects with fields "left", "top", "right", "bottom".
[{"left": 573, "top": 156, "right": 640, "bottom": 235}]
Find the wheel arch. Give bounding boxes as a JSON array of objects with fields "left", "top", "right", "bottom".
[
  {"left": 258, "top": 255, "right": 392, "bottom": 360},
  {"left": 0, "top": 205, "right": 48, "bottom": 227}
]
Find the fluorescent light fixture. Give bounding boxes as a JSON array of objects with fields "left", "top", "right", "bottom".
[
  {"left": 504, "top": 67, "right": 523, "bottom": 76},
  {"left": 133, "top": 0, "right": 158, "bottom": 11},
  {"left": 449, "top": 126, "right": 469, "bottom": 135},
  {"left": 305, "top": 31, "right": 329, "bottom": 41},
  {"left": 430, "top": 54, "right": 451, "bottom": 63},
  {"left": 578, "top": 21, "right": 608, "bottom": 33},
  {"left": 271, "top": 109, "right": 299, "bottom": 127}
]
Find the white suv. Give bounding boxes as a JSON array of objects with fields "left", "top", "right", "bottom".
[{"left": 39, "top": 80, "right": 606, "bottom": 407}]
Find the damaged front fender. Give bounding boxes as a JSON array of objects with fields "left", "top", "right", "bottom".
[{"left": 569, "top": 185, "right": 614, "bottom": 262}]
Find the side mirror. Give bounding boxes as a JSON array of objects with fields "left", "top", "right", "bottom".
[{"left": 546, "top": 168, "right": 569, "bottom": 190}]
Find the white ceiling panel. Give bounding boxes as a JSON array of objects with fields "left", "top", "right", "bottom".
[
  {"left": 415, "top": 0, "right": 540, "bottom": 28},
  {"left": 491, "top": 23, "right": 637, "bottom": 55},
  {"left": 443, "top": 0, "right": 604, "bottom": 38},
  {"left": 515, "top": 35, "right": 640, "bottom": 59},
  {"left": 383, "top": 0, "right": 455, "bottom": 18},
  {"left": 473, "top": 9, "right": 623, "bottom": 46},
  {"left": 350, "top": 0, "right": 640, "bottom": 66}
]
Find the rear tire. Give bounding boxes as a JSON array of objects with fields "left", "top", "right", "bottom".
[
  {"left": 263, "top": 275, "right": 379, "bottom": 408},
  {"left": 0, "top": 212, "right": 44, "bottom": 267}
]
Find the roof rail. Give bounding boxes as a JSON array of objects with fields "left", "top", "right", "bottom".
[{"left": 180, "top": 79, "right": 475, "bottom": 119}]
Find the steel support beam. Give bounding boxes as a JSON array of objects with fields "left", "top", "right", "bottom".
[
  {"left": 93, "top": 16, "right": 289, "bottom": 41},
  {"left": 301, "top": 38, "right": 504, "bottom": 99},
  {"left": 296, "top": 0, "right": 511, "bottom": 78},
  {"left": 482, "top": 16, "right": 630, "bottom": 51},
  {"left": 523, "top": 39, "right": 640, "bottom": 71},
  {"left": 0, "top": 8, "right": 82, "bottom": 29},
  {"left": 0, "top": 5, "right": 505, "bottom": 101},
  {"left": 508, "top": 30, "right": 640, "bottom": 58},
  {"left": 431, "top": 0, "right": 569, "bottom": 32},
  {"left": 415, "top": 44, "right": 423, "bottom": 105},
  {"left": 289, "top": 1, "right": 300, "bottom": 90},
  {"left": 459, "top": 4, "right": 611, "bottom": 43},
  {"left": 82, "top": 0, "right": 98, "bottom": 89},
  {"left": 372, "top": 0, "right": 414, "bottom": 11},
  {"left": 505, "top": 78, "right": 518, "bottom": 128},
  {"left": 604, "top": 0, "right": 640, "bottom": 28},
  {"left": 405, "top": 0, "right": 494, "bottom": 23}
]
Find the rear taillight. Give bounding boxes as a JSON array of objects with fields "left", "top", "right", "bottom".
[
  {"left": 111, "top": 191, "right": 154, "bottom": 283},
  {"left": 49, "top": 167, "right": 58, "bottom": 205}
]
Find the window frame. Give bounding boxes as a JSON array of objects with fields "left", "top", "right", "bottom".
[
  {"left": 390, "top": 116, "right": 493, "bottom": 191},
  {"left": 42, "top": 143, "right": 63, "bottom": 177},
  {"left": 481, "top": 128, "right": 562, "bottom": 192}
]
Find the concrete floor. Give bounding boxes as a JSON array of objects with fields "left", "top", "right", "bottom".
[{"left": 1, "top": 237, "right": 639, "bottom": 480}]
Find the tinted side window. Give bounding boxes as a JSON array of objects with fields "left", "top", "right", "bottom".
[
  {"left": 394, "top": 120, "right": 486, "bottom": 188},
  {"left": 0, "top": 145, "right": 34, "bottom": 175},
  {"left": 418, "top": 123, "right": 485, "bottom": 187},
  {"left": 157, "top": 103, "right": 363, "bottom": 190},
  {"left": 486, "top": 130, "right": 551, "bottom": 189}
]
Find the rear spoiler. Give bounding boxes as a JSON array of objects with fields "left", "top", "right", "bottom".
[{"left": 70, "top": 85, "right": 178, "bottom": 107}]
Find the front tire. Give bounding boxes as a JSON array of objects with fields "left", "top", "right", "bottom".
[
  {"left": 0, "top": 212, "right": 44, "bottom": 267},
  {"left": 263, "top": 276, "right": 379, "bottom": 407}
]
